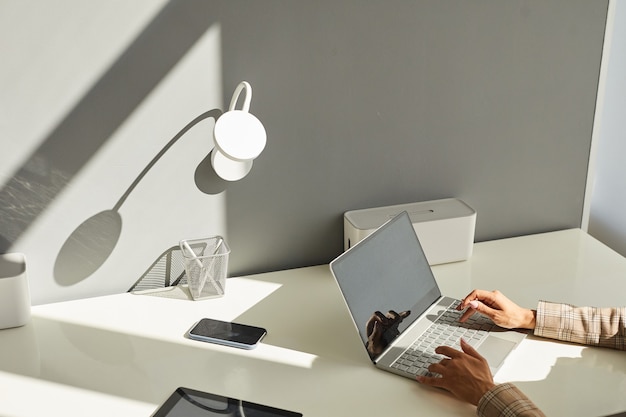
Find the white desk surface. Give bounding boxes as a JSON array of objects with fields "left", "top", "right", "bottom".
[{"left": 1, "top": 229, "right": 625, "bottom": 416}]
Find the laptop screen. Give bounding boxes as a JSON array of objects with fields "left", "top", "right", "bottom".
[{"left": 330, "top": 211, "right": 441, "bottom": 360}]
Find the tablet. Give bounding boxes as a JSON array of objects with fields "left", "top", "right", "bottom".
[{"left": 152, "top": 387, "right": 302, "bottom": 417}]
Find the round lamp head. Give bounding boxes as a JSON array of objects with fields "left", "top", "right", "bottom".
[{"left": 213, "top": 110, "right": 266, "bottom": 161}]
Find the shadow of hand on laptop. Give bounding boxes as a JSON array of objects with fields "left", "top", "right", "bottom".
[{"left": 365, "top": 310, "right": 411, "bottom": 358}]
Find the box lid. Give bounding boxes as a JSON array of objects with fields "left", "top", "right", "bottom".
[{"left": 344, "top": 198, "right": 475, "bottom": 230}]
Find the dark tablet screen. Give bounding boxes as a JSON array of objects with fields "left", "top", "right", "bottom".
[{"left": 152, "top": 387, "right": 302, "bottom": 417}]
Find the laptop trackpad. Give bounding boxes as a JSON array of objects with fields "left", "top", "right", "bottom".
[{"left": 478, "top": 336, "right": 516, "bottom": 369}]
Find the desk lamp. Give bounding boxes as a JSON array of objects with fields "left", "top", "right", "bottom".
[{"left": 54, "top": 81, "right": 266, "bottom": 285}]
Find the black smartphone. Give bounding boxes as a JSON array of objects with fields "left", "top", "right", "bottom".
[{"left": 188, "top": 318, "right": 267, "bottom": 349}]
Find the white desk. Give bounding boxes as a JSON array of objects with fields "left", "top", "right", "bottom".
[{"left": 1, "top": 229, "right": 625, "bottom": 416}]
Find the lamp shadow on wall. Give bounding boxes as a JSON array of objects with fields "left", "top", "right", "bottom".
[
  {"left": 54, "top": 109, "right": 227, "bottom": 286},
  {"left": 0, "top": 0, "right": 226, "bottom": 292},
  {"left": 0, "top": 0, "right": 217, "bottom": 253}
]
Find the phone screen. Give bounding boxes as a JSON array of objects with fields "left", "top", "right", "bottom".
[{"left": 188, "top": 318, "right": 266, "bottom": 349}]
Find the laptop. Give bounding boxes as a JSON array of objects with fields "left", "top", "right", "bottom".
[{"left": 329, "top": 211, "right": 526, "bottom": 379}]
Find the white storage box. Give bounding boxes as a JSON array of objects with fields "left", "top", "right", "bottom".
[
  {"left": 0, "top": 253, "right": 31, "bottom": 329},
  {"left": 343, "top": 198, "right": 476, "bottom": 265}
]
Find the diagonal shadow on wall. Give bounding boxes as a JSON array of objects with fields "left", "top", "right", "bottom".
[{"left": 0, "top": 0, "right": 216, "bottom": 252}]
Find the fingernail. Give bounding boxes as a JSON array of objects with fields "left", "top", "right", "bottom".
[{"left": 469, "top": 300, "right": 479, "bottom": 309}]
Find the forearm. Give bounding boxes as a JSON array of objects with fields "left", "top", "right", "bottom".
[
  {"left": 477, "top": 383, "right": 545, "bottom": 417},
  {"left": 534, "top": 301, "right": 626, "bottom": 350}
]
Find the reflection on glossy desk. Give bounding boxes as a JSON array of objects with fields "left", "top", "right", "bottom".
[{"left": 1, "top": 229, "right": 625, "bottom": 416}]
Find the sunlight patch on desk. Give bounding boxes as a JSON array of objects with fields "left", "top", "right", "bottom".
[
  {"left": 219, "top": 277, "right": 285, "bottom": 318},
  {"left": 0, "top": 371, "right": 155, "bottom": 417},
  {"left": 493, "top": 337, "right": 585, "bottom": 383},
  {"left": 33, "top": 278, "right": 282, "bottom": 336},
  {"left": 181, "top": 337, "right": 318, "bottom": 369},
  {"left": 253, "top": 344, "right": 317, "bottom": 369},
  {"left": 505, "top": 343, "right": 626, "bottom": 417}
]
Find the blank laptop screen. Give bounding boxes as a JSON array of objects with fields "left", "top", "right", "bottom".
[{"left": 331, "top": 211, "right": 441, "bottom": 358}]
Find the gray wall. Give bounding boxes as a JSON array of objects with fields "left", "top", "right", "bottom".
[
  {"left": 0, "top": 0, "right": 610, "bottom": 302},
  {"left": 218, "top": 0, "right": 608, "bottom": 275}
]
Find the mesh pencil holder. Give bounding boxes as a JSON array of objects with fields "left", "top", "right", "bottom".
[{"left": 180, "top": 236, "right": 230, "bottom": 300}]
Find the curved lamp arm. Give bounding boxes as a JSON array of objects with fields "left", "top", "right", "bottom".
[{"left": 113, "top": 108, "right": 222, "bottom": 211}]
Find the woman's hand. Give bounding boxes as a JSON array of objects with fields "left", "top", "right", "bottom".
[
  {"left": 458, "top": 289, "right": 536, "bottom": 330},
  {"left": 417, "top": 339, "right": 495, "bottom": 406}
]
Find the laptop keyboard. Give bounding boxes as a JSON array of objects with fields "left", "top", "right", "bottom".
[{"left": 391, "top": 300, "right": 496, "bottom": 377}]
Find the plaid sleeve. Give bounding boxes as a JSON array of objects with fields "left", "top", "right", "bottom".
[
  {"left": 477, "top": 383, "right": 545, "bottom": 417},
  {"left": 534, "top": 301, "right": 626, "bottom": 350}
]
